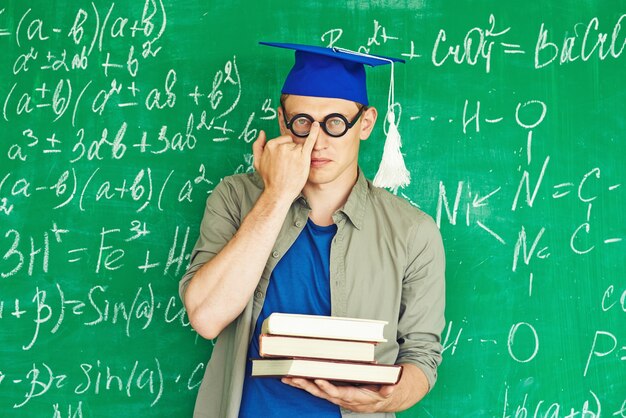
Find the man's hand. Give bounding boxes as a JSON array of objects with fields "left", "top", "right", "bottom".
[
  {"left": 252, "top": 122, "right": 320, "bottom": 202},
  {"left": 184, "top": 124, "right": 319, "bottom": 340},
  {"left": 281, "top": 378, "right": 396, "bottom": 413},
  {"left": 281, "top": 363, "right": 429, "bottom": 413}
]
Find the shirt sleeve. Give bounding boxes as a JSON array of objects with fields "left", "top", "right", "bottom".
[
  {"left": 178, "top": 177, "right": 242, "bottom": 302},
  {"left": 395, "top": 214, "right": 446, "bottom": 391}
]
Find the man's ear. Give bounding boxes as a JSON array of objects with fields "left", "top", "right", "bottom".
[
  {"left": 359, "top": 106, "right": 378, "bottom": 140},
  {"left": 277, "top": 106, "right": 288, "bottom": 136}
]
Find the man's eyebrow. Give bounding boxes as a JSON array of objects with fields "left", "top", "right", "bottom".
[{"left": 285, "top": 109, "right": 355, "bottom": 119}]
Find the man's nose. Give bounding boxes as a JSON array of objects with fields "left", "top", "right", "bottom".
[{"left": 312, "top": 127, "right": 330, "bottom": 150}]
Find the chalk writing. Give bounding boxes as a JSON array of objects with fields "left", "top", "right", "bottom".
[{"left": 0, "top": 3, "right": 624, "bottom": 416}]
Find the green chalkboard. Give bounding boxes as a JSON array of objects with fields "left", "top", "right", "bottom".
[{"left": 1, "top": 1, "right": 625, "bottom": 416}]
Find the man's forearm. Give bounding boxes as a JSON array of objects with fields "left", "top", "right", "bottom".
[{"left": 184, "top": 191, "right": 292, "bottom": 339}]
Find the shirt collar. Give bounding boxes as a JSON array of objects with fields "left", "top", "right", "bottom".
[
  {"left": 252, "top": 168, "right": 369, "bottom": 230},
  {"left": 338, "top": 168, "right": 368, "bottom": 230}
]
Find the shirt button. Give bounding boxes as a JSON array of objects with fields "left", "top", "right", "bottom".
[
  {"left": 255, "top": 290, "right": 263, "bottom": 299},
  {"left": 295, "top": 221, "right": 303, "bottom": 228},
  {"left": 272, "top": 251, "right": 280, "bottom": 258}
]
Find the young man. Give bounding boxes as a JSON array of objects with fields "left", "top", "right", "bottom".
[{"left": 179, "top": 43, "right": 445, "bottom": 418}]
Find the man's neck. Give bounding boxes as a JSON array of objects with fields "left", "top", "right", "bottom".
[{"left": 302, "top": 168, "right": 358, "bottom": 226}]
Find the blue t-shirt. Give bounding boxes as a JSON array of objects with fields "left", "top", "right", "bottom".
[{"left": 239, "top": 219, "right": 340, "bottom": 418}]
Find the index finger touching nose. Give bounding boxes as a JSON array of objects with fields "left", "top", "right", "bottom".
[{"left": 302, "top": 121, "right": 320, "bottom": 154}]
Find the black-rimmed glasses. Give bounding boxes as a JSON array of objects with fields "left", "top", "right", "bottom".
[{"left": 281, "top": 102, "right": 365, "bottom": 138}]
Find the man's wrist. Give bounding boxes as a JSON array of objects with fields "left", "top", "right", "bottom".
[
  {"left": 256, "top": 188, "right": 295, "bottom": 216},
  {"left": 259, "top": 187, "right": 297, "bottom": 208}
]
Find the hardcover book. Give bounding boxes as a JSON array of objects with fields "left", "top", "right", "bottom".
[
  {"left": 259, "top": 334, "right": 377, "bottom": 362},
  {"left": 261, "top": 313, "right": 387, "bottom": 342},
  {"left": 251, "top": 358, "right": 402, "bottom": 385}
]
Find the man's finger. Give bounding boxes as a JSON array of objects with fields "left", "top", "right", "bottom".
[
  {"left": 252, "top": 130, "right": 267, "bottom": 170},
  {"left": 286, "top": 378, "right": 333, "bottom": 401},
  {"left": 314, "top": 379, "right": 342, "bottom": 398},
  {"left": 269, "top": 135, "right": 296, "bottom": 146},
  {"left": 302, "top": 121, "right": 320, "bottom": 154}
]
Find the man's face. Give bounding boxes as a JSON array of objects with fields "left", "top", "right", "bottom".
[{"left": 278, "top": 95, "right": 377, "bottom": 188}]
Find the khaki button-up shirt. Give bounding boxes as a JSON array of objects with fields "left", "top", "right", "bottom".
[{"left": 180, "top": 169, "right": 446, "bottom": 418}]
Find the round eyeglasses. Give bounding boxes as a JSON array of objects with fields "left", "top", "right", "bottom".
[{"left": 281, "top": 104, "right": 365, "bottom": 138}]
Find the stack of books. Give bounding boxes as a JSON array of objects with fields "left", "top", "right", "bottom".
[{"left": 251, "top": 313, "right": 402, "bottom": 385}]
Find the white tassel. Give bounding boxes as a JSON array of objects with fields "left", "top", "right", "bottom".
[
  {"left": 373, "top": 60, "right": 410, "bottom": 194},
  {"left": 373, "top": 110, "right": 410, "bottom": 194}
]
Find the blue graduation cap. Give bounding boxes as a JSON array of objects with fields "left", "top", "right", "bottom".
[
  {"left": 260, "top": 41, "right": 411, "bottom": 193},
  {"left": 259, "top": 41, "right": 404, "bottom": 105}
]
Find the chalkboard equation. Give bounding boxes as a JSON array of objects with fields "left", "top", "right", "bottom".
[
  {"left": 321, "top": 14, "right": 626, "bottom": 72},
  {"left": 2, "top": 356, "right": 206, "bottom": 411}
]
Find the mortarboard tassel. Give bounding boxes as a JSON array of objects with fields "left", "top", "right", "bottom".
[{"left": 373, "top": 61, "right": 410, "bottom": 194}]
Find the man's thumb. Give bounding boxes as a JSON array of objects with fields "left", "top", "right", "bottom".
[{"left": 252, "top": 130, "right": 267, "bottom": 170}]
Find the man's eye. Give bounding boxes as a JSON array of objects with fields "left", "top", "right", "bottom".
[{"left": 327, "top": 118, "right": 345, "bottom": 127}]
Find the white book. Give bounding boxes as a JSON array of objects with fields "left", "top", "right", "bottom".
[
  {"left": 252, "top": 358, "right": 402, "bottom": 385},
  {"left": 259, "top": 334, "right": 377, "bottom": 362},
  {"left": 261, "top": 313, "right": 387, "bottom": 343}
]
